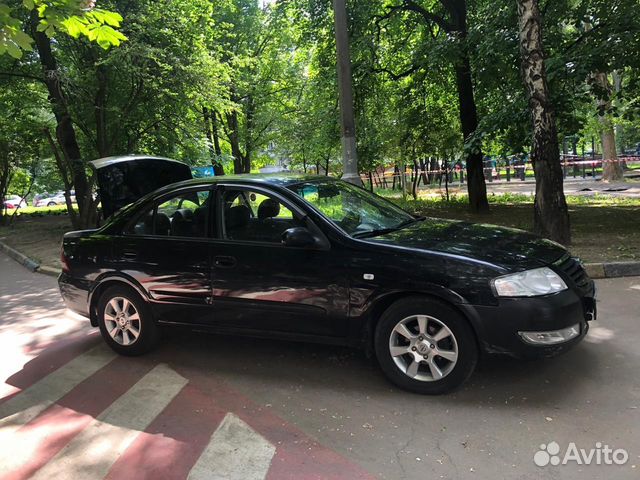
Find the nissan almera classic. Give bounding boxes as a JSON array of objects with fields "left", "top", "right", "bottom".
[{"left": 58, "top": 156, "right": 596, "bottom": 394}]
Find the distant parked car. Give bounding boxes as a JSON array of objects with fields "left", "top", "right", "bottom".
[
  {"left": 3, "top": 195, "right": 27, "bottom": 209},
  {"left": 36, "top": 191, "right": 76, "bottom": 207},
  {"left": 32, "top": 192, "right": 51, "bottom": 207}
]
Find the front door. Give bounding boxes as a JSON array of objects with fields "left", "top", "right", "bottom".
[
  {"left": 112, "top": 186, "right": 214, "bottom": 324},
  {"left": 210, "top": 185, "right": 348, "bottom": 337}
]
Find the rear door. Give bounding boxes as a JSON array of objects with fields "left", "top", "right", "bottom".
[
  {"left": 112, "top": 185, "right": 215, "bottom": 324},
  {"left": 209, "top": 184, "right": 349, "bottom": 337}
]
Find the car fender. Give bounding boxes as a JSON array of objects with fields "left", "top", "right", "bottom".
[
  {"left": 353, "top": 286, "right": 486, "bottom": 352},
  {"left": 88, "top": 272, "right": 151, "bottom": 326}
]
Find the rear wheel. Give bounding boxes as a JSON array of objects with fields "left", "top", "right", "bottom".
[
  {"left": 47, "top": 201, "right": 56, "bottom": 206},
  {"left": 97, "top": 285, "right": 159, "bottom": 356},
  {"left": 374, "top": 297, "right": 478, "bottom": 394}
]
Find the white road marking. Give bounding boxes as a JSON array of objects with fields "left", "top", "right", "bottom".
[
  {"left": 188, "top": 413, "right": 276, "bottom": 480},
  {"left": 30, "top": 363, "right": 188, "bottom": 480},
  {"left": 0, "top": 345, "right": 115, "bottom": 441}
]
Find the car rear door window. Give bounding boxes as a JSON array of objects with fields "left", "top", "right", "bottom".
[{"left": 128, "top": 189, "right": 212, "bottom": 238}]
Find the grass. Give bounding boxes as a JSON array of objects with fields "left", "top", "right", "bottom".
[
  {"left": 4, "top": 204, "right": 73, "bottom": 216},
  {"left": 377, "top": 190, "right": 640, "bottom": 263},
  {"left": 1, "top": 192, "right": 638, "bottom": 267},
  {"left": 0, "top": 214, "right": 70, "bottom": 268}
]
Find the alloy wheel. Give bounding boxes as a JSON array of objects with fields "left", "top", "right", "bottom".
[
  {"left": 388, "top": 314, "right": 459, "bottom": 382},
  {"left": 104, "top": 296, "right": 142, "bottom": 346}
]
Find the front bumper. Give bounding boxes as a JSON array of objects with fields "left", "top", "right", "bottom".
[{"left": 463, "top": 285, "right": 596, "bottom": 359}]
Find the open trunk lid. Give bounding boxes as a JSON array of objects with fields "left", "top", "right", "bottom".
[{"left": 90, "top": 155, "right": 192, "bottom": 218}]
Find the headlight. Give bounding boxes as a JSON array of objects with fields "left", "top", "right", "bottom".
[{"left": 492, "top": 267, "right": 567, "bottom": 297}]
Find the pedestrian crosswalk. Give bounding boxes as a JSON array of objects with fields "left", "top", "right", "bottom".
[
  {"left": 30, "top": 364, "right": 188, "bottom": 480},
  {"left": 0, "top": 346, "right": 115, "bottom": 444},
  {"left": 188, "top": 413, "right": 276, "bottom": 480},
  {"left": 0, "top": 343, "right": 374, "bottom": 480}
]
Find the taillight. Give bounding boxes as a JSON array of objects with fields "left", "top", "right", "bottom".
[{"left": 60, "top": 246, "right": 71, "bottom": 273}]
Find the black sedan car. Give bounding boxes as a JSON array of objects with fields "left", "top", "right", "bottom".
[{"left": 59, "top": 156, "right": 596, "bottom": 394}]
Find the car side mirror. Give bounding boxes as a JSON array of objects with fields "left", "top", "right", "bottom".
[{"left": 282, "top": 227, "right": 316, "bottom": 248}]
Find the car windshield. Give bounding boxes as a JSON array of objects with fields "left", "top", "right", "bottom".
[{"left": 289, "top": 180, "right": 419, "bottom": 238}]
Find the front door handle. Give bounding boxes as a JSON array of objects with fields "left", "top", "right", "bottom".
[{"left": 214, "top": 255, "right": 237, "bottom": 268}]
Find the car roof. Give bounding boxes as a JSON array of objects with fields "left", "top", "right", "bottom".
[{"left": 170, "top": 173, "right": 338, "bottom": 189}]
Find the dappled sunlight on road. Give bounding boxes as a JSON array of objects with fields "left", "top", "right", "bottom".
[
  {"left": 584, "top": 326, "right": 615, "bottom": 344},
  {"left": 0, "top": 256, "right": 93, "bottom": 399}
]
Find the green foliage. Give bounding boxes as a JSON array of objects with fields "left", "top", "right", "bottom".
[
  {"left": 2, "top": 0, "right": 640, "bottom": 203},
  {"left": 0, "top": 0, "right": 127, "bottom": 58},
  {"left": 7, "top": 166, "right": 30, "bottom": 193},
  {"left": 0, "top": 3, "right": 33, "bottom": 57}
]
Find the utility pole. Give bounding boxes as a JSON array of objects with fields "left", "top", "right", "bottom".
[{"left": 333, "top": 0, "right": 361, "bottom": 185}]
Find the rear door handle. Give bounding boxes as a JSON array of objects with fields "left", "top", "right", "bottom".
[{"left": 214, "top": 255, "right": 237, "bottom": 268}]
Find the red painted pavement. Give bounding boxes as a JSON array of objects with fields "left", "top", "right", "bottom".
[
  {"left": 0, "top": 332, "right": 99, "bottom": 405},
  {"left": 1, "top": 335, "right": 376, "bottom": 479},
  {"left": 1, "top": 356, "right": 154, "bottom": 480}
]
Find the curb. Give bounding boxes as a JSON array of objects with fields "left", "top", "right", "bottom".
[
  {"left": 1, "top": 239, "right": 638, "bottom": 280},
  {"left": 584, "top": 261, "right": 640, "bottom": 279},
  {"left": 0, "top": 240, "right": 61, "bottom": 277}
]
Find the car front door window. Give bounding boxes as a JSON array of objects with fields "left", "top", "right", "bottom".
[{"left": 222, "top": 189, "right": 301, "bottom": 244}]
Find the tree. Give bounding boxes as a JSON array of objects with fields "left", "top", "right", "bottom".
[
  {"left": 379, "top": 0, "right": 489, "bottom": 213},
  {"left": 516, "top": 0, "right": 570, "bottom": 244},
  {"left": 0, "top": 72, "right": 49, "bottom": 225},
  {"left": 333, "top": 0, "right": 360, "bottom": 185},
  {"left": 592, "top": 71, "right": 623, "bottom": 181},
  {"left": 1, "top": 0, "right": 127, "bottom": 228}
]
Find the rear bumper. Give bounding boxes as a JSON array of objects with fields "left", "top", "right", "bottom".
[
  {"left": 58, "top": 272, "right": 91, "bottom": 318},
  {"left": 463, "top": 285, "right": 595, "bottom": 359}
]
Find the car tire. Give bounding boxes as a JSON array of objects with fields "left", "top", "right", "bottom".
[
  {"left": 374, "top": 297, "right": 478, "bottom": 395},
  {"left": 47, "top": 201, "right": 56, "bottom": 206},
  {"left": 97, "top": 285, "right": 159, "bottom": 356}
]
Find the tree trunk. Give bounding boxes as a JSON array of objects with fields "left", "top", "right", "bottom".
[
  {"left": 226, "top": 110, "right": 244, "bottom": 174},
  {"left": 94, "top": 62, "right": 109, "bottom": 157},
  {"left": 244, "top": 95, "right": 255, "bottom": 174},
  {"left": 445, "top": 0, "right": 489, "bottom": 213},
  {"left": 203, "top": 107, "right": 225, "bottom": 175},
  {"left": 516, "top": 0, "right": 570, "bottom": 244},
  {"left": 203, "top": 106, "right": 215, "bottom": 158},
  {"left": 31, "top": 13, "right": 95, "bottom": 229},
  {"left": 411, "top": 159, "right": 420, "bottom": 200},
  {"left": 302, "top": 145, "right": 307, "bottom": 173},
  {"left": 592, "top": 72, "right": 623, "bottom": 181},
  {"left": 211, "top": 111, "right": 222, "bottom": 157},
  {"left": 0, "top": 156, "right": 9, "bottom": 226},
  {"left": 333, "top": 0, "right": 360, "bottom": 185},
  {"left": 44, "top": 128, "right": 78, "bottom": 226},
  {"left": 612, "top": 70, "right": 627, "bottom": 170}
]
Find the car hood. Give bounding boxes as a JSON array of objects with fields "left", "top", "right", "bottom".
[
  {"left": 366, "top": 218, "right": 567, "bottom": 271},
  {"left": 90, "top": 155, "right": 192, "bottom": 218}
]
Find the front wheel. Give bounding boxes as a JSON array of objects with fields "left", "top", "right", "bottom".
[
  {"left": 47, "top": 201, "right": 56, "bottom": 206},
  {"left": 97, "top": 285, "right": 159, "bottom": 356},
  {"left": 374, "top": 297, "right": 478, "bottom": 394}
]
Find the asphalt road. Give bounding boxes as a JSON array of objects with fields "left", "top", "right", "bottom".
[
  {"left": 1, "top": 252, "right": 639, "bottom": 479},
  {"left": 426, "top": 177, "right": 640, "bottom": 199}
]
